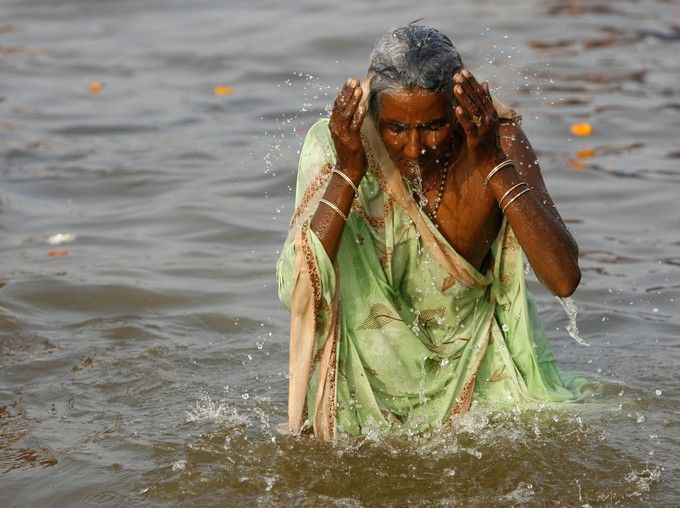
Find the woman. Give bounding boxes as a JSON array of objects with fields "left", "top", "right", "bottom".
[{"left": 277, "top": 24, "right": 582, "bottom": 440}]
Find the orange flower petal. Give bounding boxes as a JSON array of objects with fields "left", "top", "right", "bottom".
[
  {"left": 48, "top": 249, "right": 69, "bottom": 257},
  {"left": 576, "top": 147, "right": 595, "bottom": 158},
  {"left": 569, "top": 159, "right": 585, "bottom": 170},
  {"left": 89, "top": 82, "right": 102, "bottom": 94},
  {"left": 213, "top": 85, "right": 234, "bottom": 96},
  {"left": 569, "top": 122, "right": 593, "bottom": 137}
]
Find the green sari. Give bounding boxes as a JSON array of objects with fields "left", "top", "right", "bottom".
[{"left": 277, "top": 104, "right": 577, "bottom": 441}]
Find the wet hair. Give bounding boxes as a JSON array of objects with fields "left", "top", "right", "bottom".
[{"left": 366, "top": 24, "right": 463, "bottom": 121}]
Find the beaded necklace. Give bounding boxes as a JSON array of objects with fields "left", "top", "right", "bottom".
[{"left": 427, "top": 163, "right": 448, "bottom": 224}]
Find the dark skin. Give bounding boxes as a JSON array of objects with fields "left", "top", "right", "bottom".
[{"left": 311, "top": 71, "right": 580, "bottom": 298}]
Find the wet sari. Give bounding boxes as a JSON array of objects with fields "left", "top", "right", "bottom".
[{"left": 276, "top": 99, "right": 578, "bottom": 441}]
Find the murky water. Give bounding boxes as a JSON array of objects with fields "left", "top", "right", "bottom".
[{"left": 1, "top": 0, "right": 679, "bottom": 505}]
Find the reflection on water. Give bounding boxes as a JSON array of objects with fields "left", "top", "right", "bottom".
[{"left": 1, "top": 0, "right": 680, "bottom": 505}]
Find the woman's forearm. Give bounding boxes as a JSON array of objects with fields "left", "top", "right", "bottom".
[
  {"left": 487, "top": 165, "right": 581, "bottom": 297},
  {"left": 309, "top": 169, "right": 362, "bottom": 261}
]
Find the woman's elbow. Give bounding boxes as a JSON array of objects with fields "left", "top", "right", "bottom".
[{"left": 552, "top": 264, "right": 581, "bottom": 298}]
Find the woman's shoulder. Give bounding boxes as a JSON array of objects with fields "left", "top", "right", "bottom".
[
  {"left": 492, "top": 97, "right": 523, "bottom": 125},
  {"left": 298, "top": 118, "right": 337, "bottom": 173}
]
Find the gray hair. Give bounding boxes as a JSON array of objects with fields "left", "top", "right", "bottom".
[{"left": 366, "top": 24, "right": 463, "bottom": 121}]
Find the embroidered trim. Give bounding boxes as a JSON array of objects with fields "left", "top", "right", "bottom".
[
  {"left": 326, "top": 318, "right": 338, "bottom": 438},
  {"left": 289, "top": 163, "right": 334, "bottom": 231},
  {"left": 448, "top": 374, "right": 477, "bottom": 421},
  {"left": 300, "top": 223, "right": 322, "bottom": 317},
  {"left": 351, "top": 202, "right": 385, "bottom": 230}
]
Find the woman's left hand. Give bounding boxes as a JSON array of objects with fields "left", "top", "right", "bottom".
[{"left": 453, "top": 69, "right": 506, "bottom": 173}]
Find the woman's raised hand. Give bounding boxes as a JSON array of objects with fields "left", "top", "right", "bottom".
[
  {"left": 329, "top": 78, "right": 368, "bottom": 180},
  {"left": 453, "top": 69, "right": 506, "bottom": 172}
]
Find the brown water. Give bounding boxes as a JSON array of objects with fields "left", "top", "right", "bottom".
[{"left": 1, "top": 0, "right": 679, "bottom": 505}]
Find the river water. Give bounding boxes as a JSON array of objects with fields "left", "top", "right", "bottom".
[{"left": 1, "top": 0, "right": 679, "bottom": 505}]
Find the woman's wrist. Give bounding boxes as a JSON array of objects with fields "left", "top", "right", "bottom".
[
  {"left": 335, "top": 163, "right": 366, "bottom": 186},
  {"left": 478, "top": 151, "right": 509, "bottom": 178},
  {"left": 330, "top": 166, "right": 359, "bottom": 192}
]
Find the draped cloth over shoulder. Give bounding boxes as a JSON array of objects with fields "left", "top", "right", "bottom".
[{"left": 276, "top": 83, "right": 575, "bottom": 440}]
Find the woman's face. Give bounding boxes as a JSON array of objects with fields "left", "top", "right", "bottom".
[{"left": 377, "top": 88, "right": 456, "bottom": 180}]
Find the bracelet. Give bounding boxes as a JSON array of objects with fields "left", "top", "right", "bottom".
[
  {"left": 499, "top": 182, "right": 528, "bottom": 207},
  {"left": 484, "top": 159, "right": 515, "bottom": 186},
  {"left": 332, "top": 167, "right": 359, "bottom": 194},
  {"left": 502, "top": 187, "right": 531, "bottom": 213},
  {"left": 319, "top": 198, "right": 347, "bottom": 222}
]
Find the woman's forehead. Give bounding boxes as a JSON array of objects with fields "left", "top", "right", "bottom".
[{"left": 379, "top": 88, "right": 451, "bottom": 123}]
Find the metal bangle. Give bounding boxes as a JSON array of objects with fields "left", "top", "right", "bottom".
[
  {"left": 484, "top": 159, "right": 515, "bottom": 187},
  {"left": 502, "top": 187, "right": 532, "bottom": 213},
  {"left": 332, "top": 167, "right": 359, "bottom": 194},
  {"left": 319, "top": 198, "right": 347, "bottom": 222},
  {"left": 499, "top": 182, "right": 528, "bottom": 207}
]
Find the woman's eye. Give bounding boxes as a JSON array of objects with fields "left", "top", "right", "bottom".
[{"left": 426, "top": 123, "right": 445, "bottom": 131}]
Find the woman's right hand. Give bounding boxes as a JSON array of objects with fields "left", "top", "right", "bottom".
[{"left": 329, "top": 78, "right": 368, "bottom": 181}]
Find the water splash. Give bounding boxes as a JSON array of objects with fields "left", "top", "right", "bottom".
[
  {"left": 407, "top": 161, "right": 428, "bottom": 210},
  {"left": 558, "top": 297, "right": 590, "bottom": 346},
  {"left": 171, "top": 459, "right": 186, "bottom": 472},
  {"left": 624, "top": 467, "right": 662, "bottom": 495},
  {"left": 185, "top": 395, "right": 248, "bottom": 426}
]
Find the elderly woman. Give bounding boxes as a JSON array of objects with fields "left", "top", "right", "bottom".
[{"left": 277, "top": 24, "right": 582, "bottom": 440}]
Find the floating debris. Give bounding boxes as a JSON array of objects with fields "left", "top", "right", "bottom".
[
  {"left": 47, "top": 249, "right": 68, "bottom": 257},
  {"left": 47, "top": 233, "right": 76, "bottom": 245},
  {"left": 214, "top": 85, "right": 234, "bottom": 96},
  {"left": 568, "top": 159, "right": 586, "bottom": 170},
  {"left": 575, "top": 147, "right": 595, "bottom": 158},
  {"left": 89, "top": 81, "right": 102, "bottom": 94},
  {"left": 569, "top": 122, "right": 593, "bottom": 137}
]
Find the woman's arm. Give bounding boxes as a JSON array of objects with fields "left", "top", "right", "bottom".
[
  {"left": 489, "top": 121, "right": 581, "bottom": 297},
  {"left": 453, "top": 69, "right": 580, "bottom": 297},
  {"left": 309, "top": 78, "right": 367, "bottom": 261}
]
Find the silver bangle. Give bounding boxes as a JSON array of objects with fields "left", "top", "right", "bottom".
[
  {"left": 484, "top": 159, "right": 515, "bottom": 186},
  {"left": 319, "top": 198, "right": 347, "bottom": 222},
  {"left": 332, "top": 167, "right": 359, "bottom": 194},
  {"left": 499, "top": 182, "right": 528, "bottom": 207},
  {"left": 502, "top": 187, "right": 531, "bottom": 213}
]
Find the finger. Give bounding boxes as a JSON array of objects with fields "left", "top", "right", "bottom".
[
  {"left": 454, "top": 83, "right": 482, "bottom": 120},
  {"left": 482, "top": 81, "right": 492, "bottom": 100},
  {"left": 332, "top": 78, "right": 359, "bottom": 118},
  {"left": 350, "top": 103, "right": 367, "bottom": 132},
  {"left": 455, "top": 71, "right": 486, "bottom": 112},
  {"left": 461, "top": 69, "right": 487, "bottom": 95},
  {"left": 454, "top": 104, "right": 475, "bottom": 139},
  {"left": 459, "top": 70, "right": 494, "bottom": 116},
  {"left": 341, "top": 86, "right": 362, "bottom": 121},
  {"left": 332, "top": 80, "right": 353, "bottom": 114}
]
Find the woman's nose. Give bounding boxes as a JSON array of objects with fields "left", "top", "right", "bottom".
[{"left": 403, "top": 129, "right": 421, "bottom": 160}]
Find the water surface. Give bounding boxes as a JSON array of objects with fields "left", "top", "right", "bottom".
[{"left": 1, "top": 0, "right": 679, "bottom": 505}]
